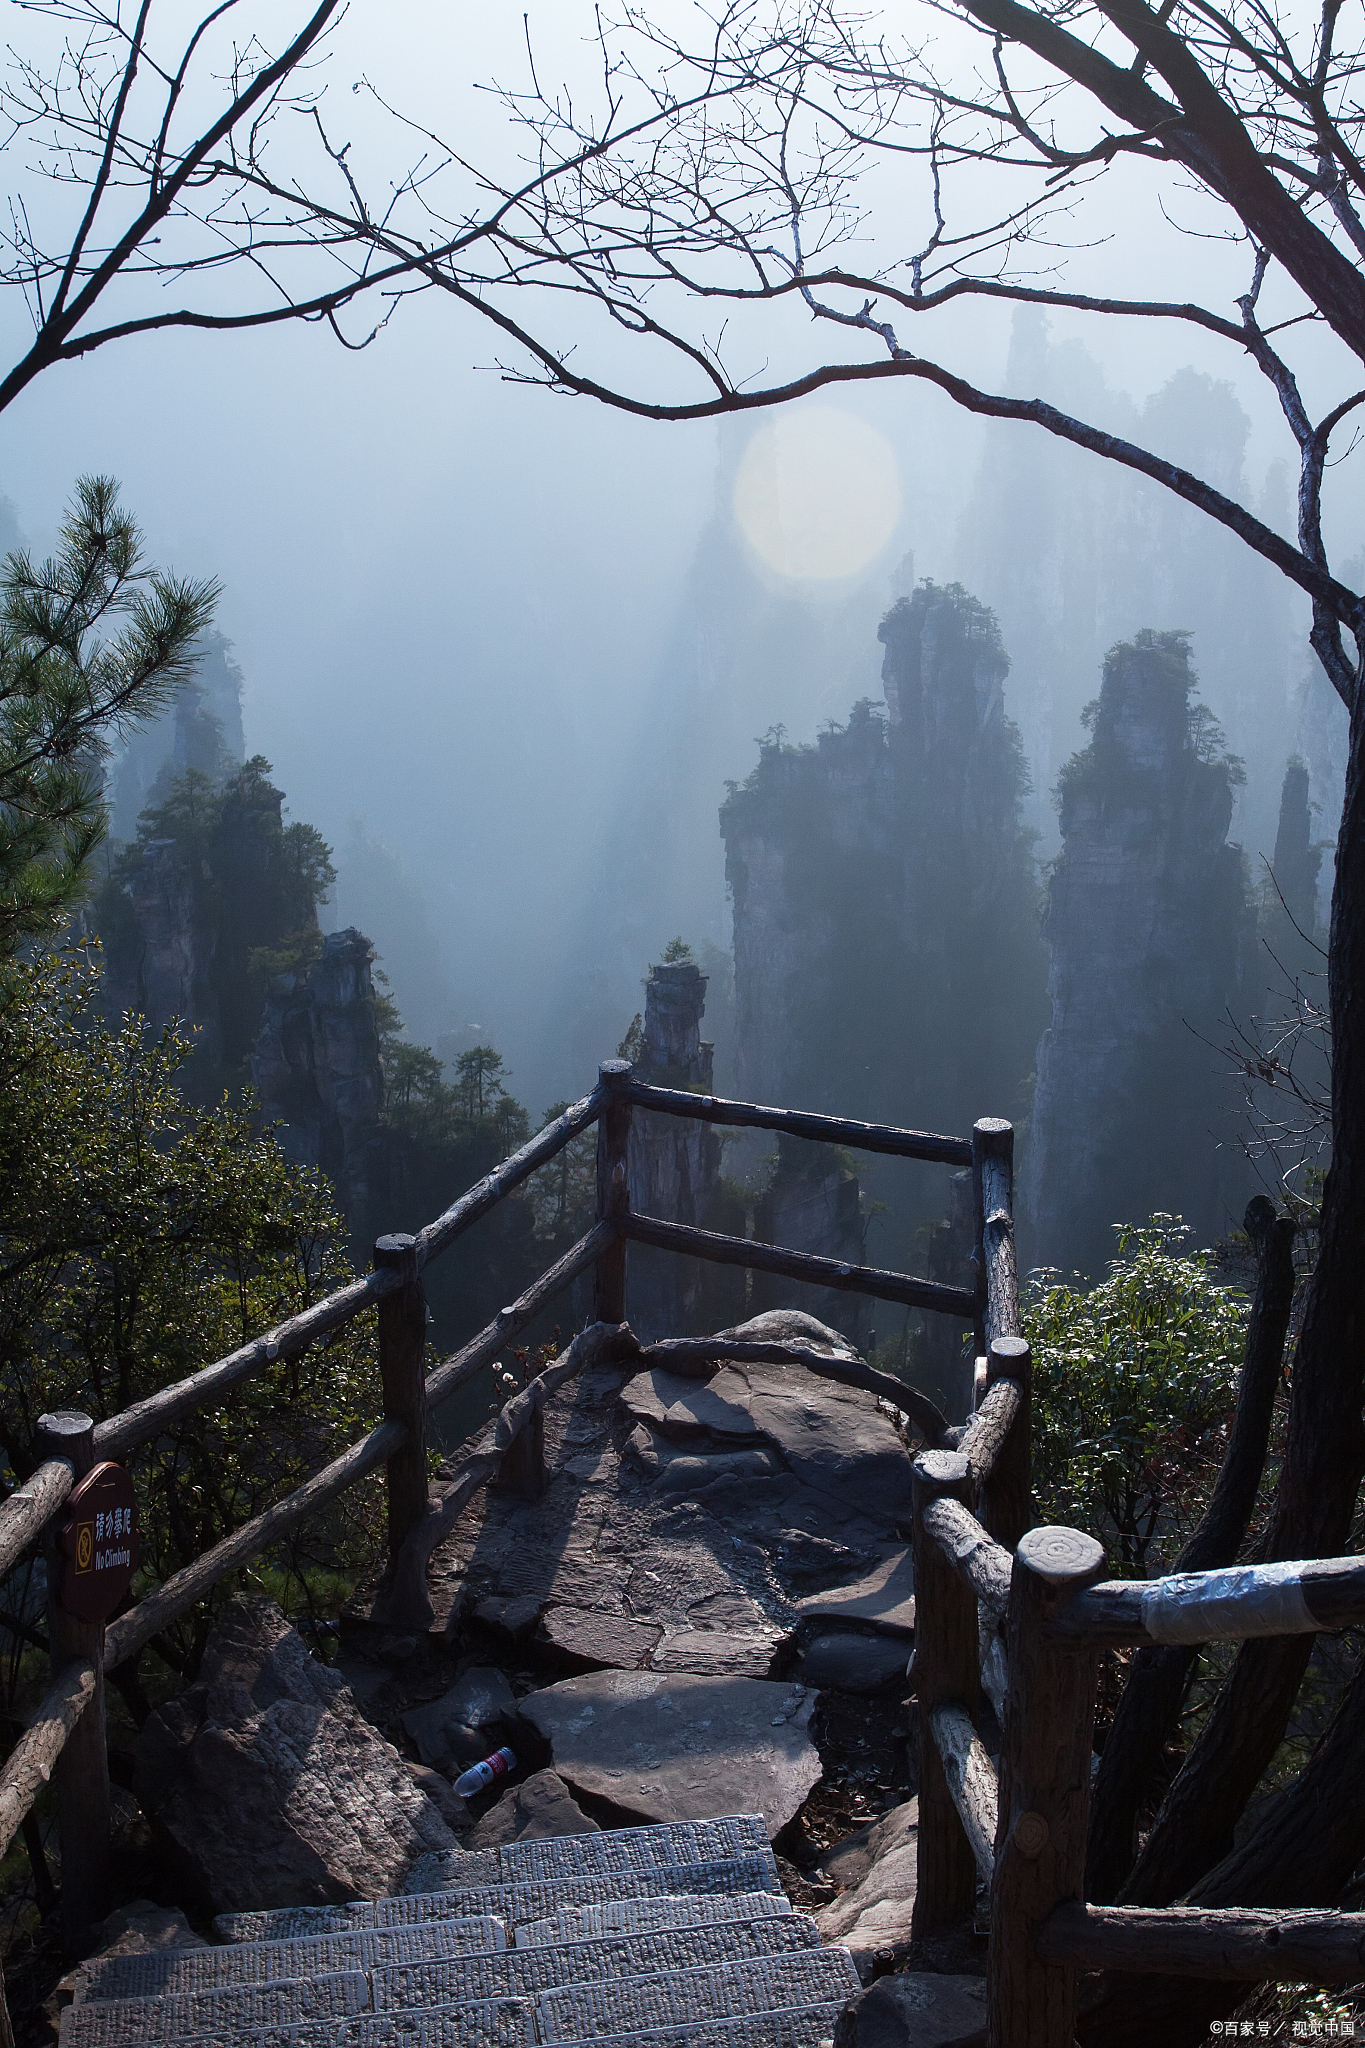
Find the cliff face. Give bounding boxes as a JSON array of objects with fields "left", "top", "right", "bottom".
[
  {"left": 253, "top": 929, "right": 389, "bottom": 1240},
  {"left": 626, "top": 958, "right": 730, "bottom": 1338},
  {"left": 1023, "top": 630, "right": 1253, "bottom": 1271},
  {"left": 722, "top": 580, "right": 1045, "bottom": 1275}
]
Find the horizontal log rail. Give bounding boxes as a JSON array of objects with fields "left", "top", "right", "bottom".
[
  {"left": 104, "top": 1419, "right": 408, "bottom": 1671},
  {"left": 424, "top": 1223, "right": 615, "bottom": 1409},
  {"left": 1043, "top": 1553, "right": 1365, "bottom": 1649},
  {"left": 930, "top": 1701, "right": 999, "bottom": 1883},
  {"left": 923, "top": 1496, "right": 1015, "bottom": 1619},
  {"left": 415, "top": 1085, "right": 605, "bottom": 1267},
  {"left": 624, "top": 1079, "right": 974, "bottom": 1166},
  {"left": 93, "top": 1269, "right": 400, "bottom": 1462},
  {"left": 0, "top": 1461, "right": 75, "bottom": 1581},
  {"left": 0, "top": 1659, "right": 97, "bottom": 1868},
  {"left": 104, "top": 1225, "right": 613, "bottom": 1669},
  {"left": 1038, "top": 1900, "right": 1365, "bottom": 1983},
  {"left": 620, "top": 1212, "right": 978, "bottom": 1319},
  {"left": 640, "top": 1336, "right": 952, "bottom": 1446},
  {"left": 957, "top": 1377, "right": 1023, "bottom": 1488}
]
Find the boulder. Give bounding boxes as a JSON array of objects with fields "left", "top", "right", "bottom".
[
  {"left": 466, "top": 1768, "right": 600, "bottom": 1849},
  {"left": 819, "top": 1798, "right": 920, "bottom": 1969},
  {"left": 619, "top": 1367, "right": 761, "bottom": 1442},
  {"left": 401, "top": 1666, "right": 516, "bottom": 1767},
  {"left": 517, "top": 1669, "right": 821, "bottom": 1839},
  {"left": 834, "top": 1972, "right": 987, "bottom": 2048},
  {"left": 133, "top": 1594, "right": 458, "bottom": 1912},
  {"left": 802, "top": 1632, "right": 910, "bottom": 1694}
]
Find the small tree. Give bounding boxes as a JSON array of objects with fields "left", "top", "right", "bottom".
[
  {"left": 1025, "top": 1218, "right": 1251, "bottom": 1576},
  {"left": 0, "top": 476, "right": 215, "bottom": 953}
]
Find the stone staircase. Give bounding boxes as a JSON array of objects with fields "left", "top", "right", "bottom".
[{"left": 60, "top": 1815, "right": 861, "bottom": 2046}]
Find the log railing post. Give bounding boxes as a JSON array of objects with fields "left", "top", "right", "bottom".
[
  {"left": 594, "top": 1059, "right": 632, "bottom": 1325},
  {"left": 981, "top": 1336, "right": 1032, "bottom": 1551},
  {"left": 37, "top": 1410, "right": 108, "bottom": 1958},
  {"left": 911, "top": 1448, "right": 982, "bottom": 1940},
  {"left": 373, "top": 1234, "right": 429, "bottom": 1601},
  {"left": 988, "top": 1524, "right": 1105, "bottom": 2048},
  {"left": 973, "top": 1118, "right": 1018, "bottom": 1357}
]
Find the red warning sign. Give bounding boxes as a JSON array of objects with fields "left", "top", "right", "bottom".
[{"left": 55, "top": 1462, "right": 139, "bottom": 1623}]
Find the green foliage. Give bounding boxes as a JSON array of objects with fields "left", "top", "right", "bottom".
[
  {"left": 0, "top": 948, "right": 377, "bottom": 1672},
  {"left": 1024, "top": 1217, "right": 1250, "bottom": 1575},
  {"left": 95, "top": 756, "right": 336, "bottom": 1094},
  {"left": 0, "top": 477, "right": 217, "bottom": 955},
  {"left": 660, "top": 937, "right": 694, "bottom": 963}
]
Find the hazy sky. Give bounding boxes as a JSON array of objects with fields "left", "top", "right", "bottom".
[{"left": 0, "top": 2, "right": 1355, "bottom": 1113}]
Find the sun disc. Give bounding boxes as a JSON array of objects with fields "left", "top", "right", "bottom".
[{"left": 733, "top": 405, "right": 902, "bottom": 581}]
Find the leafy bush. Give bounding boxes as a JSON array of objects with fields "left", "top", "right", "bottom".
[
  {"left": 1023, "top": 1217, "right": 1250, "bottom": 1576},
  {"left": 0, "top": 948, "right": 379, "bottom": 1677}
]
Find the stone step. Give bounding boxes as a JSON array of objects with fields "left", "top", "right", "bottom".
[
  {"left": 533, "top": 1950, "right": 859, "bottom": 2041},
  {"left": 514, "top": 1888, "right": 791, "bottom": 1947},
  {"left": 402, "top": 1814, "right": 772, "bottom": 1897},
  {"left": 63, "top": 2000, "right": 846, "bottom": 2048},
  {"left": 216, "top": 1853, "right": 781, "bottom": 1947},
  {"left": 73, "top": 1919, "right": 506, "bottom": 2007},
  {"left": 58, "top": 1972, "right": 370, "bottom": 2045},
  {"left": 373, "top": 1914, "right": 822, "bottom": 2010}
]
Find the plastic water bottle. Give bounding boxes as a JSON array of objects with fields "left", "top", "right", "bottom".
[{"left": 453, "top": 1746, "right": 516, "bottom": 1798}]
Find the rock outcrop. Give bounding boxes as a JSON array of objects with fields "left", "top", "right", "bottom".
[
  {"left": 626, "top": 956, "right": 728, "bottom": 1338},
  {"left": 721, "top": 582, "right": 1045, "bottom": 1287},
  {"left": 1023, "top": 630, "right": 1254, "bottom": 1270},
  {"left": 134, "top": 1594, "right": 458, "bottom": 1912},
  {"left": 818, "top": 1797, "right": 922, "bottom": 1971},
  {"left": 252, "top": 927, "right": 389, "bottom": 1237}
]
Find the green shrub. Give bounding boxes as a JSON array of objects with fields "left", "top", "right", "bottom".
[{"left": 1023, "top": 1216, "right": 1250, "bottom": 1576}]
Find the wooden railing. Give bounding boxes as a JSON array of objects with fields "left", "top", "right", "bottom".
[
  {"left": 0, "top": 1057, "right": 997, "bottom": 1983},
  {"left": 911, "top": 1353, "right": 1365, "bottom": 2044}
]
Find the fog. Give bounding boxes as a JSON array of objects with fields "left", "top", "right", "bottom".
[{"left": 0, "top": 1, "right": 1355, "bottom": 1127}]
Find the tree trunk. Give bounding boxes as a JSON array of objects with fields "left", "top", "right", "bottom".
[
  {"left": 1084, "top": 1200, "right": 1295, "bottom": 1903},
  {"left": 1080, "top": 680, "right": 1365, "bottom": 2045}
]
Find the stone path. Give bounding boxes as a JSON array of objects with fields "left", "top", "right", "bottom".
[
  {"left": 60, "top": 1814, "right": 860, "bottom": 2046},
  {"left": 425, "top": 1314, "right": 920, "bottom": 1698}
]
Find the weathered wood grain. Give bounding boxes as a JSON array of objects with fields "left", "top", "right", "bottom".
[
  {"left": 930, "top": 1701, "right": 1000, "bottom": 1882},
  {"left": 621, "top": 1212, "right": 977, "bottom": 1318},
  {"left": 923, "top": 1497, "right": 1015, "bottom": 1620},
  {"left": 416, "top": 1084, "right": 605, "bottom": 1265},
  {"left": 595, "top": 1061, "right": 632, "bottom": 1325},
  {"left": 374, "top": 1233, "right": 430, "bottom": 1626},
  {"left": 1038, "top": 1899, "right": 1365, "bottom": 1982},
  {"left": 0, "top": 1658, "right": 97, "bottom": 1867},
  {"left": 624, "top": 1079, "right": 973, "bottom": 1165},
  {"left": 988, "top": 1524, "right": 1104, "bottom": 2048},
  {"left": 912, "top": 1450, "right": 982, "bottom": 1939},
  {"left": 0, "top": 1460, "right": 74, "bottom": 1581}
]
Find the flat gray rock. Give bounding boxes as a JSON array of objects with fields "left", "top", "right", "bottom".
[
  {"left": 796, "top": 1550, "right": 916, "bottom": 1638},
  {"left": 402, "top": 1668, "right": 516, "bottom": 1766},
  {"left": 818, "top": 1799, "right": 919, "bottom": 1968},
  {"left": 517, "top": 1671, "right": 821, "bottom": 1839},
  {"left": 833, "top": 1971, "right": 986, "bottom": 2048},
  {"left": 133, "top": 1594, "right": 458, "bottom": 1913},
  {"left": 620, "top": 1368, "right": 761, "bottom": 1442},
  {"left": 537, "top": 1605, "right": 662, "bottom": 1671},
  {"left": 745, "top": 1373, "right": 910, "bottom": 1525},
  {"left": 802, "top": 1633, "right": 910, "bottom": 1694},
  {"left": 467, "top": 1770, "right": 599, "bottom": 1850}
]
